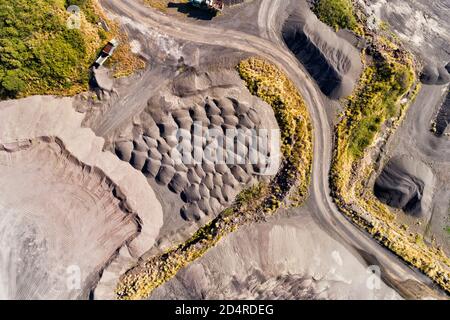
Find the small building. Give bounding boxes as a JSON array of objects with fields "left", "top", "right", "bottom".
[
  {"left": 94, "top": 39, "right": 119, "bottom": 68},
  {"left": 189, "top": 0, "right": 224, "bottom": 12}
]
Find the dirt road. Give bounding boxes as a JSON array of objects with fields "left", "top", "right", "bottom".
[{"left": 98, "top": 0, "right": 446, "bottom": 298}]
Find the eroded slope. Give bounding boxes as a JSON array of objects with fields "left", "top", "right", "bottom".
[{"left": 0, "top": 96, "right": 163, "bottom": 298}]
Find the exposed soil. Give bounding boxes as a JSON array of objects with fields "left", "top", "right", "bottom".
[
  {"left": 0, "top": 96, "right": 163, "bottom": 299},
  {"left": 282, "top": 5, "right": 362, "bottom": 99},
  {"left": 374, "top": 155, "right": 434, "bottom": 218}
]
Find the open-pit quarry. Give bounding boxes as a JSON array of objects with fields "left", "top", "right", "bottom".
[{"left": 1, "top": 0, "right": 449, "bottom": 302}]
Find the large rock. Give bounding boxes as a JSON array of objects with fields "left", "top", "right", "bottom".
[
  {"left": 205, "top": 100, "right": 221, "bottom": 115},
  {"left": 93, "top": 66, "right": 114, "bottom": 91},
  {"left": 230, "top": 165, "right": 249, "bottom": 183},
  {"left": 148, "top": 147, "right": 162, "bottom": 161},
  {"left": 187, "top": 167, "right": 202, "bottom": 184},
  {"left": 217, "top": 98, "right": 235, "bottom": 115}
]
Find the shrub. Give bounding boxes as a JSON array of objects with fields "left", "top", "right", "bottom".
[
  {"left": 312, "top": 0, "right": 358, "bottom": 31},
  {"left": 0, "top": 0, "right": 102, "bottom": 98}
]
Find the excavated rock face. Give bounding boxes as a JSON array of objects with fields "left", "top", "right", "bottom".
[
  {"left": 114, "top": 70, "right": 280, "bottom": 222},
  {"left": 374, "top": 156, "right": 435, "bottom": 217},
  {"left": 282, "top": 7, "right": 362, "bottom": 99}
]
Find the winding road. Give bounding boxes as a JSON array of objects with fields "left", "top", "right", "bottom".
[{"left": 98, "top": 0, "right": 446, "bottom": 298}]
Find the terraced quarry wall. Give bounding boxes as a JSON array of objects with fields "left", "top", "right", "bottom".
[{"left": 0, "top": 96, "right": 163, "bottom": 298}]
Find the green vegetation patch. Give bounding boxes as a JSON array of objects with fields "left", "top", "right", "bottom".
[
  {"left": 344, "top": 59, "right": 414, "bottom": 158},
  {"left": 0, "top": 0, "right": 144, "bottom": 98},
  {"left": 237, "top": 57, "right": 313, "bottom": 202},
  {"left": 312, "top": 0, "right": 358, "bottom": 32},
  {"left": 0, "top": 0, "right": 104, "bottom": 98},
  {"left": 329, "top": 20, "right": 450, "bottom": 293}
]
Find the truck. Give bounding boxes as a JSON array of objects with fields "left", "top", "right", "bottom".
[
  {"left": 94, "top": 39, "right": 119, "bottom": 68},
  {"left": 189, "top": 0, "right": 224, "bottom": 12}
]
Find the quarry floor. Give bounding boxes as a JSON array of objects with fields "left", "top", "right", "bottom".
[{"left": 0, "top": 0, "right": 448, "bottom": 299}]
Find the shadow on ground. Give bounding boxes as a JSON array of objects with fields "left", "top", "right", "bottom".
[{"left": 168, "top": 2, "right": 217, "bottom": 20}]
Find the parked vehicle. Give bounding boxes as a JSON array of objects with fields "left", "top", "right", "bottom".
[
  {"left": 94, "top": 39, "right": 119, "bottom": 68},
  {"left": 189, "top": 0, "right": 224, "bottom": 12}
]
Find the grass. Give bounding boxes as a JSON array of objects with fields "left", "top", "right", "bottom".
[
  {"left": 237, "top": 58, "right": 313, "bottom": 202},
  {"left": 115, "top": 58, "right": 313, "bottom": 300},
  {"left": 329, "top": 3, "right": 450, "bottom": 294},
  {"left": 0, "top": 0, "right": 144, "bottom": 99},
  {"left": 144, "top": 0, "right": 188, "bottom": 13},
  {"left": 343, "top": 59, "right": 414, "bottom": 158},
  {"left": 0, "top": 0, "right": 96, "bottom": 97},
  {"left": 312, "top": 0, "right": 359, "bottom": 32}
]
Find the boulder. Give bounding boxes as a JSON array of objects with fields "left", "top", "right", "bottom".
[
  {"left": 205, "top": 100, "right": 221, "bottom": 115},
  {"left": 210, "top": 186, "right": 224, "bottom": 203},
  {"left": 157, "top": 139, "right": 171, "bottom": 154},
  {"left": 215, "top": 163, "right": 229, "bottom": 175},
  {"left": 143, "top": 135, "right": 158, "bottom": 149},
  {"left": 203, "top": 173, "right": 214, "bottom": 190},
  {"left": 209, "top": 115, "right": 224, "bottom": 127},
  {"left": 222, "top": 184, "right": 237, "bottom": 203},
  {"left": 199, "top": 184, "right": 210, "bottom": 198},
  {"left": 235, "top": 102, "right": 250, "bottom": 115},
  {"left": 223, "top": 115, "right": 239, "bottom": 127},
  {"left": 223, "top": 172, "right": 238, "bottom": 187},
  {"left": 213, "top": 173, "right": 223, "bottom": 187},
  {"left": 198, "top": 199, "right": 212, "bottom": 215},
  {"left": 218, "top": 98, "right": 235, "bottom": 116},
  {"left": 238, "top": 114, "right": 254, "bottom": 128}
]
